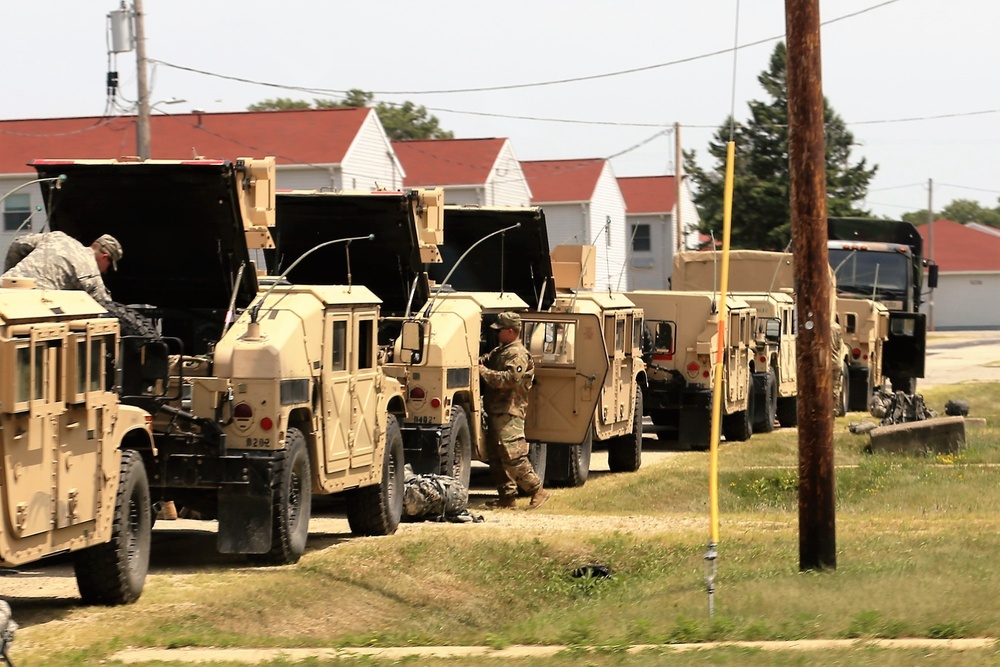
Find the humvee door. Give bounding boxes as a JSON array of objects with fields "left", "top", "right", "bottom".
[{"left": 521, "top": 312, "right": 609, "bottom": 445}]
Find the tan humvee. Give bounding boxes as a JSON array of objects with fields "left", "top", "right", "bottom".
[
  {"left": 672, "top": 250, "right": 853, "bottom": 417},
  {"left": 738, "top": 292, "right": 798, "bottom": 430},
  {"left": 547, "top": 245, "right": 646, "bottom": 480},
  {"left": 627, "top": 290, "right": 756, "bottom": 449},
  {"left": 0, "top": 279, "right": 161, "bottom": 604},
  {"left": 836, "top": 296, "right": 890, "bottom": 412}
]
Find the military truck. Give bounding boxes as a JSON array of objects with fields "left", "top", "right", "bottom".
[
  {"left": 671, "top": 249, "right": 853, "bottom": 417},
  {"left": 0, "top": 278, "right": 165, "bottom": 604},
  {"left": 627, "top": 290, "right": 756, "bottom": 449},
  {"left": 271, "top": 192, "right": 607, "bottom": 492},
  {"left": 31, "top": 158, "right": 407, "bottom": 565},
  {"left": 836, "top": 296, "right": 890, "bottom": 412},
  {"left": 427, "top": 208, "right": 644, "bottom": 487},
  {"left": 828, "top": 218, "right": 938, "bottom": 394}
]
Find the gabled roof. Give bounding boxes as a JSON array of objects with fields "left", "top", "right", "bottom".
[
  {"left": 0, "top": 108, "right": 373, "bottom": 172},
  {"left": 918, "top": 219, "right": 1000, "bottom": 272},
  {"left": 520, "top": 158, "right": 605, "bottom": 203},
  {"left": 393, "top": 137, "right": 507, "bottom": 186},
  {"left": 618, "top": 175, "right": 677, "bottom": 214}
]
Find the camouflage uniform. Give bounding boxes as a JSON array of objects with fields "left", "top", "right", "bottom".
[
  {"left": 479, "top": 313, "right": 543, "bottom": 501},
  {"left": 3, "top": 231, "right": 113, "bottom": 302}
]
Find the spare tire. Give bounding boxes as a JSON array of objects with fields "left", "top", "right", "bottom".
[{"left": 98, "top": 301, "right": 159, "bottom": 338}]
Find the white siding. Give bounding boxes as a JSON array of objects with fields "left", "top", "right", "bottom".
[
  {"left": 678, "top": 179, "right": 701, "bottom": 250},
  {"left": 341, "top": 112, "right": 404, "bottom": 191},
  {"left": 921, "top": 272, "right": 1000, "bottom": 330},
  {"left": 587, "top": 164, "right": 628, "bottom": 291},
  {"left": 541, "top": 203, "right": 588, "bottom": 252},
  {"left": 276, "top": 166, "right": 340, "bottom": 191},
  {"left": 485, "top": 143, "right": 532, "bottom": 206},
  {"left": 0, "top": 178, "right": 46, "bottom": 253},
  {"left": 627, "top": 212, "right": 672, "bottom": 290},
  {"left": 442, "top": 187, "right": 486, "bottom": 205}
]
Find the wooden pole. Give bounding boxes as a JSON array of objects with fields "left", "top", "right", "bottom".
[
  {"left": 786, "top": 0, "right": 836, "bottom": 570},
  {"left": 675, "top": 122, "right": 683, "bottom": 251},
  {"left": 134, "top": 0, "right": 151, "bottom": 160}
]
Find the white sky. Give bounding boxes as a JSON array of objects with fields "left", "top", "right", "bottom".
[{"left": 6, "top": 0, "right": 996, "bottom": 219}]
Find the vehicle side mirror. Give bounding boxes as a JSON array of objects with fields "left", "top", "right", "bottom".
[
  {"left": 399, "top": 319, "right": 425, "bottom": 364},
  {"left": 764, "top": 318, "right": 781, "bottom": 343},
  {"left": 927, "top": 264, "right": 939, "bottom": 289}
]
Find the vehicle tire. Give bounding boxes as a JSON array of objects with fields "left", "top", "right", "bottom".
[
  {"left": 836, "top": 361, "right": 849, "bottom": 417},
  {"left": 73, "top": 450, "right": 151, "bottom": 605},
  {"left": 608, "top": 389, "right": 643, "bottom": 472},
  {"left": 346, "top": 415, "right": 404, "bottom": 536},
  {"left": 439, "top": 406, "right": 472, "bottom": 490},
  {"left": 776, "top": 396, "right": 798, "bottom": 428},
  {"left": 722, "top": 388, "right": 753, "bottom": 443},
  {"left": 650, "top": 409, "right": 675, "bottom": 442},
  {"left": 753, "top": 369, "right": 777, "bottom": 433},
  {"left": 248, "top": 428, "right": 311, "bottom": 565},
  {"left": 564, "top": 425, "right": 593, "bottom": 487},
  {"left": 98, "top": 300, "right": 158, "bottom": 338},
  {"left": 848, "top": 367, "right": 871, "bottom": 413}
]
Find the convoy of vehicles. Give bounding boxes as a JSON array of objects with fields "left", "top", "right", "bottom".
[
  {"left": 27, "top": 158, "right": 407, "bottom": 567},
  {"left": 827, "top": 217, "right": 937, "bottom": 394}
]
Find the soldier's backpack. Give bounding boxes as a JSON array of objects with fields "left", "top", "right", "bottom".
[{"left": 402, "top": 465, "right": 471, "bottom": 521}]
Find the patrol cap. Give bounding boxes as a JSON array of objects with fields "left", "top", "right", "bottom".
[
  {"left": 94, "top": 234, "right": 123, "bottom": 271},
  {"left": 491, "top": 311, "right": 522, "bottom": 330}
]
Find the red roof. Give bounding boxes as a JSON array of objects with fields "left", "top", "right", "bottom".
[
  {"left": 918, "top": 219, "right": 1000, "bottom": 272},
  {"left": 392, "top": 138, "right": 507, "bottom": 186},
  {"left": 618, "top": 175, "right": 677, "bottom": 213},
  {"left": 0, "top": 108, "right": 372, "bottom": 172},
  {"left": 520, "top": 159, "right": 605, "bottom": 203}
]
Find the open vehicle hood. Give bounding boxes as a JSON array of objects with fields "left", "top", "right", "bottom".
[
  {"left": 428, "top": 206, "right": 555, "bottom": 311},
  {"left": 273, "top": 191, "right": 429, "bottom": 316},
  {"left": 32, "top": 159, "right": 258, "bottom": 311}
]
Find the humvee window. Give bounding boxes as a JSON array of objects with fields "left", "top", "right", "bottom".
[
  {"left": 525, "top": 321, "right": 576, "bottom": 364},
  {"left": 358, "top": 319, "right": 374, "bottom": 370},
  {"left": 654, "top": 322, "right": 675, "bottom": 354},
  {"left": 33, "top": 343, "right": 44, "bottom": 401},
  {"left": 331, "top": 320, "right": 347, "bottom": 372},
  {"left": 74, "top": 337, "right": 87, "bottom": 397},
  {"left": 846, "top": 313, "right": 857, "bottom": 334},
  {"left": 15, "top": 345, "right": 30, "bottom": 404},
  {"left": 89, "top": 337, "right": 105, "bottom": 392},
  {"left": 729, "top": 313, "right": 742, "bottom": 347},
  {"left": 632, "top": 316, "right": 643, "bottom": 353}
]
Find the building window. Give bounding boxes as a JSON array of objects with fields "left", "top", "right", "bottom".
[
  {"left": 631, "top": 223, "right": 651, "bottom": 252},
  {"left": 3, "top": 194, "right": 31, "bottom": 232}
]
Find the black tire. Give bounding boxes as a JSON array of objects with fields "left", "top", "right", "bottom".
[
  {"left": 73, "top": 450, "right": 151, "bottom": 605},
  {"left": 836, "top": 361, "right": 849, "bottom": 417},
  {"left": 555, "top": 425, "right": 593, "bottom": 488},
  {"left": 776, "top": 396, "right": 798, "bottom": 428},
  {"left": 248, "top": 428, "right": 311, "bottom": 565},
  {"left": 346, "top": 415, "right": 404, "bottom": 536},
  {"left": 722, "top": 388, "right": 753, "bottom": 443},
  {"left": 98, "top": 300, "right": 158, "bottom": 338},
  {"left": 608, "top": 389, "right": 643, "bottom": 472},
  {"left": 753, "top": 369, "right": 777, "bottom": 433},
  {"left": 440, "top": 406, "right": 472, "bottom": 490}
]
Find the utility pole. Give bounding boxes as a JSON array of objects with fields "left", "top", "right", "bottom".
[
  {"left": 675, "top": 122, "right": 683, "bottom": 252},
  {"left": 927, "top": 178, "right": 935, "bottom": 331},
  {"left": 786, "top": 0, "right": 836, "bottom": 571},
  {"left": 134, "top": 0, "right": 151, "bottom": 159}
]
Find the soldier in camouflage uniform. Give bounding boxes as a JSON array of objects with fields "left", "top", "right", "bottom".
[
  {"left": 2, "top": 231, "right": 122, "bottom": 303},
  {"left": 478, "top": 311, "right": 551, "bottom": 510}
]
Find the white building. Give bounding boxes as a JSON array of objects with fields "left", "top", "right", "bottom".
[{"left": 919, "top": 219, "right": 1000, "bottom": 330}]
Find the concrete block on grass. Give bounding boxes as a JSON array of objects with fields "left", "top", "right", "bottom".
[{"left": 868, "top": 416, "right": 966, "bottom": 455}]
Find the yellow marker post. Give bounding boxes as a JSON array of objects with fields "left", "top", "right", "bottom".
[{"left": 705, "top": 141, "right": 736, "bottom": 617}]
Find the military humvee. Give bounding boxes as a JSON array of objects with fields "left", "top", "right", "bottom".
[
  {"left": 0, "top": 279, "right": 165, "bottom": 604},
  {"left": 671, "top": 250, "right": 852, "bottom": 417},
  {"left": 627, "top": 290, "right": 756, "bottom": 449},
  {"left": 427, "top": 209, "right": 644, "bottom": 487},
  {"left": 738, "top": 292, "right": 798, "bottom": 430},
  {"left": 271, "top": 192, "right": 608, "bottom": 491},
  {"left": 31, "top": 158, "right": 407, "bottom": 564},
  {"left": 836, "top": 296, "right": 889, "bottom": 412}
]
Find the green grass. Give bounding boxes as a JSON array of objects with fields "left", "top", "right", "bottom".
[{"left": 8, "top": 382, "right": 1000, "bottom": 666}]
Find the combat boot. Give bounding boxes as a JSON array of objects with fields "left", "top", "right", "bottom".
[
  {"left": 488, "top": 496, "right": 517, "bottom": 509},
  {"left": 527, "top": 488, "right": 551, "bottom": 510}
]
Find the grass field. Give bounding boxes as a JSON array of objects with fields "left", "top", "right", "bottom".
[{"left": 9, "top": 383, "right": 1000, "bottom": 666}]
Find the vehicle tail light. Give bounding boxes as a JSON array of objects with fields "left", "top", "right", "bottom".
[
  {"left": 234, "top": 402, "right": 253, "bottom": 420},
  {"left": 260, "top": 417, "right": 273, "bottom": 431},
  {"left": 430, "top": 398, "right": 441, "bottom": 409},
  {"left": 852, "top": 348, "right": 861, "bottom": 359},
  {"left": 687, "top": 362, "right": 700, "bottom": 372},
  {"left": 409, "top": 387, "right": 426, "bottom": 400}
]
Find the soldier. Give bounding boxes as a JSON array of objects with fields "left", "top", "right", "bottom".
[
  {"left": 479, "top": 311, "right": 551, "bottom": 510},
  {"left": 3, "top": 231, "right": 122, "bottom": 303}
]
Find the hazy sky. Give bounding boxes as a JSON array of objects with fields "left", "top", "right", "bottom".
[{"left": 6, "top": 1, "right": 996, "bottom": 219}]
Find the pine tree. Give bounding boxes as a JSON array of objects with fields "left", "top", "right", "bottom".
[{"left": 685, "top": 43, "right": 877, "bottom": 250}]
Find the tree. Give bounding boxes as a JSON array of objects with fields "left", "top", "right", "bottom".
[
  {"left": 902, "top": 199, "right": 1000, "bottom": 227},
  {"left": 247, "top": 89, "right": 453, "bottom": 141},
  {"left": 685, "top": 43, "right": 878, "bottom": 250}
]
